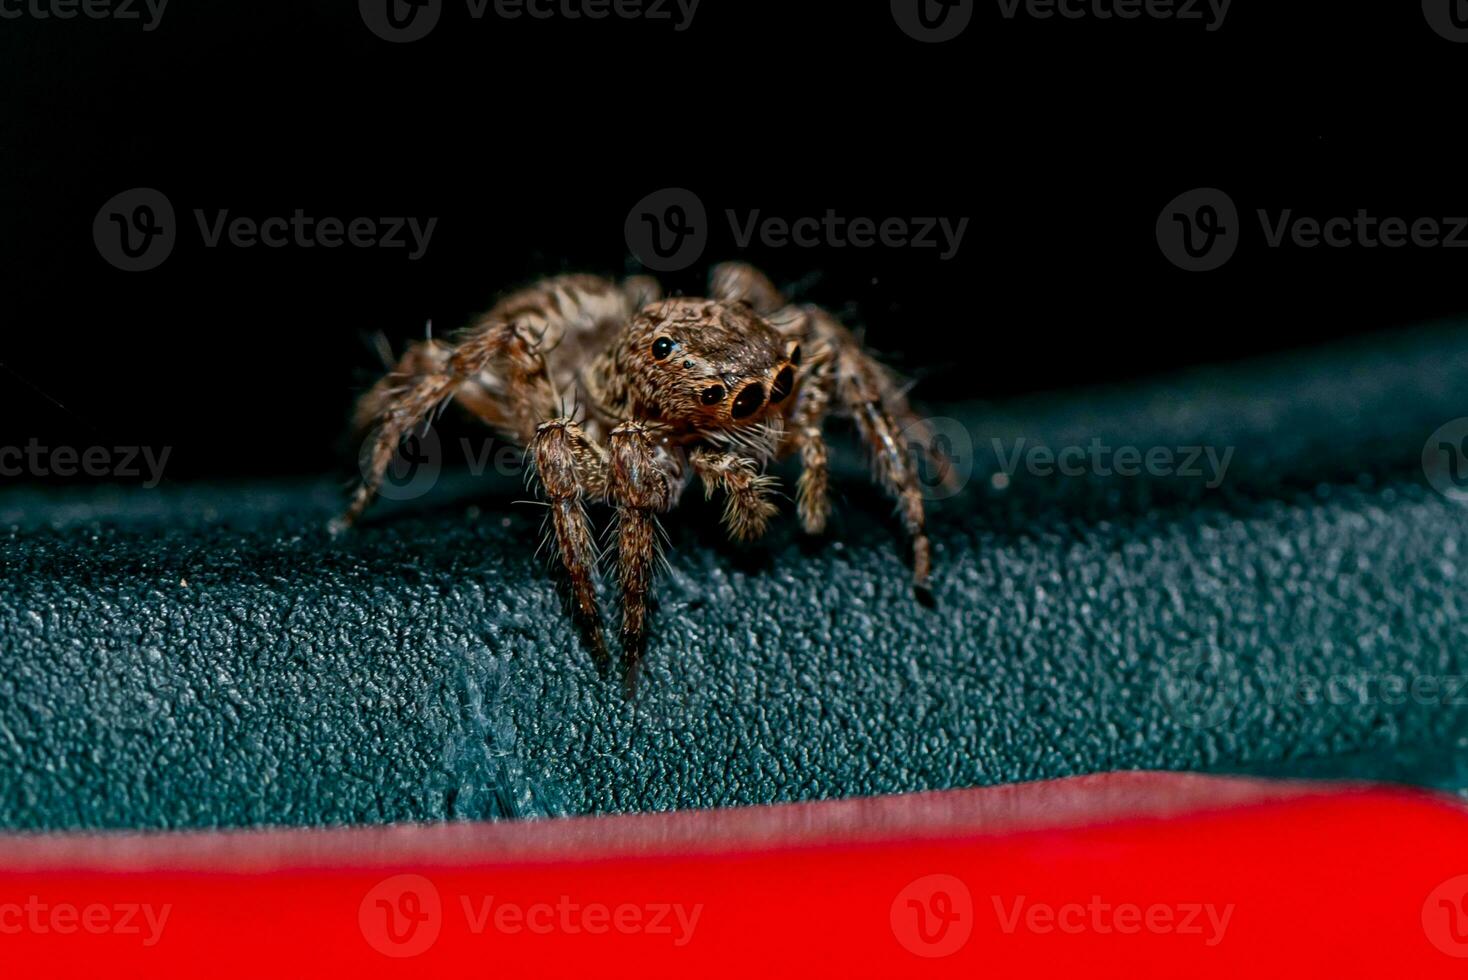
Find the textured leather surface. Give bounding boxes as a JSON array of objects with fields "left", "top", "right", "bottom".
[{"left": 4, "top": 327, "right": 1468, "bottom": 830}]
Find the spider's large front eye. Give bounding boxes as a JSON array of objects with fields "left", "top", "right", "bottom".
[
  {"left": 731, "top": 382, "right": 765, "bottom": 419},
  {"left": 700, "top": 384, "right": 726, "bottom": 406},
  {"left": 652, "top": 337, "right": 675, "bottom": 360}
]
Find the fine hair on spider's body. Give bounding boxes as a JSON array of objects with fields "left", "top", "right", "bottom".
[{"left": 334, "top": 262, "right": 939, "bottom": 667}]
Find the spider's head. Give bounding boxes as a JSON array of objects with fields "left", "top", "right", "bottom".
[{"left": 626, "top": 298, "right": 801, "bottom": 430}]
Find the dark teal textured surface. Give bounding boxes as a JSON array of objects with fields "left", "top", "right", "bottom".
[{"left": 4, "top": 327, "right": 1468, "bottom": 830}]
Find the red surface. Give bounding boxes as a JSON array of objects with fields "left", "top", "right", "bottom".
[{"left": 1, "top": 772, "right": 1467, "bottom": 977}]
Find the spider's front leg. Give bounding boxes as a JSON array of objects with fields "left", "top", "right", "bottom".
[
  {"left": 689, "top": 448, "right": 779, "bottom": 542},
  {"left": 529, "top": 417, "right": 609, "bottom": 659},
  {"left": 607, "top": 421, "right": 676, "bottom": 662},
  {"left": 785, "top": 343, "right": 836, "bottom": 535},
  {"left": 802, "top": 308, "right": 934, "bottom": 592},
  {"left": 842, "top": 354, "right": 933, "bottom": 591}
]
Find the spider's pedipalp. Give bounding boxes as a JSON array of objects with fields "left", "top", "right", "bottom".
[{"left": 689, "top": 448, "right": 779, "bottom": 543}]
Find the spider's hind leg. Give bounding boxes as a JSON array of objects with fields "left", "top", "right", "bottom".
[{"left": 709, "top": 261, "right": 786, "bottom": 315}]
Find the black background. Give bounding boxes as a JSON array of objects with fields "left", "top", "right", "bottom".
[{"left": 1, "top": 0, "right": 1466, "bottom": 480}]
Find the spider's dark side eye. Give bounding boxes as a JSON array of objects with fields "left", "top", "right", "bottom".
[
  {"left": 652, "top": 337, "right": 675, "bottom": 360},
  {"left": 789, "top": 344, "right": 802, "bottom": 366},
  {"left": 701, "top": 385, "right": 726, "bottom": 405},
  {"left": 769, "top": 366, "right": 795, "bottom": 404}
]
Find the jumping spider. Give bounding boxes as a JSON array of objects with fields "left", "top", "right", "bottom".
[{"left": 334, "top": 263, "right": 941, "bottom": 664}]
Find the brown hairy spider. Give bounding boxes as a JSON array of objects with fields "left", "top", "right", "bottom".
[{"left": 333, "top": 262, "right": 940, "bottom": 664}]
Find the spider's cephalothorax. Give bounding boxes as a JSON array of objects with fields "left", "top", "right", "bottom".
[{"left": 334, "top": 263, "right": 941, "bottom": 666}]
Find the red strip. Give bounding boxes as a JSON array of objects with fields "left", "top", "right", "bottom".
[{"left": 0, "top": 773, "right": 1465, "bottom": 976}]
